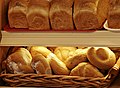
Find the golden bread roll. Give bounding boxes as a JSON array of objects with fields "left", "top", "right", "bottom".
[
  {"left": 29, "top": 46, "right": 52, "bottom": 57},
  {"left": 5, "top": 48, "right": 34, "bottom": 74},
  {"left": 47, "top": 53, "right": 70, "bottom": 75},
  {"left": 8, "top": 0, "right": 29, "bottom": 28},
  {"left": 31, "top": 54, "right": 52, "bottom": 74},
  {"left": 74, "top": 0, "right": 109, "bottom": 30},
  {"left": 70, "top": 62, "right": 104, "bottom": 77},
  {"left": 49, "top": 0, "right": 74, "bottom": 30},
  {"left": 87, "top": 47, "right": 116, "bottom": 70},
  {"left": 108, "top": 0, "right": 120, "bottom": 28},
  {"left": 65, "top": 48, "right": 88, "bottom": 70},
  {"left": 27, "top": 0, "right": 50, "bottom": 30},
  {"left": 54, "top": 47, "right": 77, "bottom": 62}
]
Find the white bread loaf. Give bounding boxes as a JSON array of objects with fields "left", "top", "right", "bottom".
[
  {"left": 87, "top": 47, "right": 116, "bottom": 70},
  {"left": 74, "top": 0, "right": 109, "bottom": 30},
  {"left": 49, "top": 0, "right": 74, "bottom": 30},
  {"left": 27, "top": 0, "right": 50, "bottom": 30},
  {"left": 108, "top": 0, "right": 120, "bottom": 28},
  {"left": 70, "top": 62, "right": 104, "bottom": 77},
  {"left": 8, "top": 0, "right": 29, "bottom": 28},
  {"left": 5, "top": 48, "right": 34, "bottom": 74}
]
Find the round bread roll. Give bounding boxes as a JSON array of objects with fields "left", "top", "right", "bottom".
[
  {"left": 65, "top": 48, "right": 88, "bottom": 70},
  {"left": 29, "top": 46, "right": 52, "bottom": 57},
  {"left": 5, "top": 48, "right": 34, "bottom": 74},
  {"left": 47, "top": 53, "right": 70, "bottom": 75},
  {"left": 87, "top": 47, "right": 116, "bottom": 70},
  {"left": 31, "top": 54, "right": 52, "bottom": 74},
  {"left": 70, "top": 62, "right": 104, "bottom": 77},
  {"left": 54, "top": 47, "right": 77, "bottom": 62}
]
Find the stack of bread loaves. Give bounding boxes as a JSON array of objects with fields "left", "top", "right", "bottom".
[
  {"left": 8, "top": 0, "right": 110, "bottom": 30},
  {"left": 2, "top": 46, "right": 117, "bottom": 79}
]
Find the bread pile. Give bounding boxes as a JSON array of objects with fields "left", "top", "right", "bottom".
[
  {"left": 1, "top": 46, "right": 118, "bottom": 78},
  {"left": 8, "top": 0, "right": 110, "bottom": 30}
]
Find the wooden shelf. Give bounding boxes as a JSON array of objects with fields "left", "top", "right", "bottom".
[{"left": 1, "top": 31, "right": 120, "bottom": 46}]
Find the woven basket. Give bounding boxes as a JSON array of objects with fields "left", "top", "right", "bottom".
[{"left": 0, "top": 59, "right": 120, "bottom": 87}]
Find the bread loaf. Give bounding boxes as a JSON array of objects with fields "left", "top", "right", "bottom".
[
  {"left": 8, "top": 0, "right": 29, "bottom": 28},
  {"left": 65, "top": 48, "right": 88, "bottom": 70},
  {"left": 47, "top": 53, "right": 70, "bottom": 75},
  {"left": 74, "top": 0, "right": 109, "bottom": 30},
  {"left": 70, "top": 62, "right": 104, "bottom": 77},
  {"left": 87, "top": 47, "right": 116, "bottom": 70},
  {"left": 54, "top": 47, "right": 77, "bottom": 62},
  {"left": 108, "top": 0, "right": 120, "bottom": 28},
  {"left": 5, "top": 48, "right": 34, "bottom": 74},
  {"left": 31, "top": 54, "right": 52, "bottom": 74},
  {"left": 27, "top": 0, "right": 50, "bottom": 30},
  {"left": 49, "top": 0, "right": 74, "bottom": 30}
]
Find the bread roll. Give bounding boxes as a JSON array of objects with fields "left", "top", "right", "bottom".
[
  {"left": 47, "top": 53, "right": 70, "bottom": 75},
  {"left": 54, "top": 47, "right": 77, "bottom": 62},
  {"left": 74, "top": 0, "right": 109, "bottom": 30},
  {"left": 29, "top": 46, "right": 52, "bottom": 57},
  {"left": 8, "top": 0, "right": 29, "bottom": 28},
  {"left": 47, "top": 47, "right": 56, "bottom": 53},
  {"left": 65, "top": 48, "right": 88, "bottom": 70},
  {"left": 31, "top": 54, "right": 52, "bottom": 74},
  {"left": 87, "top": 47, "right": 116, "bottom": 70},
  {"left": 27, "top": 0, "right": 50, "bottom": 30},
  {"left": 5, "top": 48, "right": 34, "bottom": 74},
  {"left": 49, "top": 0, "right": 74, "bottom": 30},
  {"left": 70, "top": 62, "right": 104, "bottom": 77},
  {"left": 108, "top": 0, "right": 120, "bottom": 28},
  {"left": 109, "top": 47, "right": 120, "bottom": 52},
  {"left": 0, "top": 46, "right": 9, "bottom": 72}
]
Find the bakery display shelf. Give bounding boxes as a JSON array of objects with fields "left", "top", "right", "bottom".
[{"left": 1, "top": 30, "right": 120, "bottom": 46}]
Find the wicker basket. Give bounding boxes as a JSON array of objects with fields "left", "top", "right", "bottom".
[{"left": 0, "top": 59, "right": 120, "bottom": 88}]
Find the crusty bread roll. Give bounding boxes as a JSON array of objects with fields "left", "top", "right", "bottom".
[
  {"left": 87, "top": 47, "right": 116, "bottom": 70},
  {"left": 5, "top": 48, "right": 34, "bottom": 74},
  {"left": 74, "top": 0, "right": 109, "bottom": 30},
  {"left": 54, "top": 47, "right": 77, "bottom": 62},
  {"left": 31, "top": 54, "right": 52, "bottom": 74},
  {"left": 70, "top": 62, "right": 104, "bottom": 77},
  {"left": 27, "top": 0, "right": 50, "bottom": 30},
  {"left": 108, "top": 0, "right": 120, "bottom": 28},
  {"left": 29, "top": 46, "right": 52, "bottom": 57},
  {"left": 49, "top": 0, "right": 74, "bottom": 30},
  {"left": 65, "top": 48, "right": 88, "bottom": 70},
  {"left": 8, "top": 0, "right": 29, "bottom": 28},
  {"left": 47, "top": 53, "right": 70, "bottom": 75},
  {"left": 0, "top": 46, "right": 9, "bottom": 72}
]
